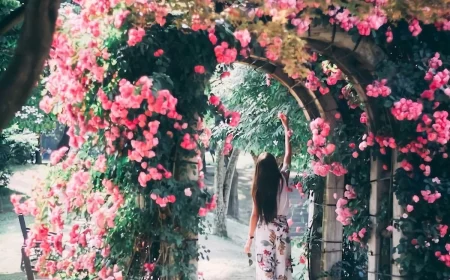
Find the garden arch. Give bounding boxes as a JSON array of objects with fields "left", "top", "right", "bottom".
[{"left": 236, "top": 24, "right": 399, "bottom": 280}]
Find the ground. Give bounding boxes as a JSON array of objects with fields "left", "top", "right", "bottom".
[{"left": 0, "top": 154, "right": 306, "bottom": 280}]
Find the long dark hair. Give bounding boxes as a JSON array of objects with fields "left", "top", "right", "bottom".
[{"left": 251, "top": 152, "right": 282, "bottom": 224}]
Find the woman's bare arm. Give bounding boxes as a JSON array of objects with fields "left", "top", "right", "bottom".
[
  {"left": 280, "top": 114, "right": 291, "bottom": 175},
  {"left": 248, "top": 200, "right": 258, "bottom": 238}
]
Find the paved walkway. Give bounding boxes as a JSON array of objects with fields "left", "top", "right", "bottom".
[{"left": 0, "top": 154, "right": 306, "bottom": 280}]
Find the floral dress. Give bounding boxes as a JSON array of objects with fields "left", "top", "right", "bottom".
[{"left": 255, "top": 169, "right": 293, "bottom": 280}]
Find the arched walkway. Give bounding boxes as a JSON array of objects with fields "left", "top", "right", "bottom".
[{"left": 236, "top": 24, "right": 398, "bottom": 280}]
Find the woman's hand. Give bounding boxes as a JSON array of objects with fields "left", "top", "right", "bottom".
[
  {"left": 244, "top": 238, "right": 252, "bottom": 254},
  {"left": 278, "top": 112, "right": 289, "bottom": 128}
]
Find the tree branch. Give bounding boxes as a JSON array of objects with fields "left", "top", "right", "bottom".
[
  {"left": 0, "top": 0, "right": 61, "bottom": 130},
  {"left": 0, "top": 5, "right": 26, "bottom": 36}
]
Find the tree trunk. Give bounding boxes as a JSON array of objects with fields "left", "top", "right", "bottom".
[
  {"left": 0, "top": 0, "right": 61, "bottom": 129},
  {"left": 213, "top": 142, "right": 226, "bottom": 237},
  {"left": 214, "top": 147, "right": 240, "bottom": 237},
  {"left": 227, "top": 170, "right": 239, "bottom": 219},
  {"left": 222, "top": 149, "right": 240, "bottom": 216}
]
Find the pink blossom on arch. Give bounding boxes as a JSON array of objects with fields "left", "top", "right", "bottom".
[
  {"left": 194, "top": 65, "right": 206, "bottom": 74},
  {"left": 127, "top": 28, "right": 145, "bottom": 46},
  {"left": 184, "top": 188, "right": 192, "bottom": 197},
  {"left": 386, "top": 27, "right": 393, "bottom": 42},
  {"left": 408, "top": 19, "right": 422, "bottom": 36},
  {"left": 234, "top": 29, "right": 251, "bottom": 48},
  {"left": 406, "top": 205, "right": 414, "bottom": 212},
  {"left": 366, "top": 79, "right": 391, "bottom": 97},
  {"left": 50, "top": 147, "right": 69, "bottom": 165},
  {"left": 209, "top": 95, "right": 220, "bottom": 106},
  {"left": 330, "top": 162, "right": 348, "bottom": 176},
  {"left": 391, "top": 98, "right": 423, "bottom": 121}
]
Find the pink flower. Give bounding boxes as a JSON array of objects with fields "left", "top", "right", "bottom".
[
  {"left": 287, "top": 218, "right": 293, "bottom": 227},
  {"left": 438, "top": 224, "right": 448, "bottom": 237},
  {"left": 412, "top": 195, "right": 420, "bottom": 203},
  {"left": 184, "top": 188, "right": 192, "bottom": 197},
  {"left": 194, "top": 65, "right": 205, "bottom": 74},
  {"left": 154, "top": 49, "right": 164, "bottom": 57},
  {"left": 209, "top": 95, "right": 220, "bottom": 106},
  {"left": 220, "top": 72, "right": 231, "bottom": 79},
  {"left": 50, "top": 147, "right": 69, "bottom": 165},
  {"left": 406, "top": 205, "right": 414, "bottom": 212},
  {"left": 325, "top": 143, "right": 336, "bottom": 155},
  {"left": 234, "top": 29, "right": 251, "bottom": 48},
  {"left": 334, "top": 113, "right": 341, "bottom": 119},
  {"left": 409, "top": 19, "right": 422, "bottom": 36},
  {"left": 330, "top": 162, "right": 347, "bottom": 176},
  {"left": 229, "top": 111, "right": 240, "bottom": 127},
  {"left": 198, "top": 207, "right": 207, "bottom": 217},
  {"left": 144, "top": 263, "right": 155, "bottom": 273},
  {"left": 352, "top": 151, "right": 359, "bottom": 158},
  {"left": 386, "top": 225, "right": 394, "bottom": 232},
  {"left": 127, "top": 27, "right": 145, "bottom": 46},
  {"left": 208, "top": 33, "right": 218, "bottom": 45},
  {"left": 360, "top": 112, "right": 367, "bottom": 124},
  {"left": 296, "top": 227, "right": 301, "bottom": 233},
  {"left": 386, "top": 27, "right": 393, "bottom": 43},
  {"left": 391, "top": 98, "right": 423, "bottom": 121},
  {"left": 366, "top": 79, "right": 391, "bottom": 97},
  {"left": 319, "top": 86, "right": 329, "bottom": 95},
  {"left": 312, "top": 161, "right": 330, "bottom": 177},
  {"left": 214, "top": 42, "right": 237, "bottom": 64}
]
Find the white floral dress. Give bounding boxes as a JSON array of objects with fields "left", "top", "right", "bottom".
[{"left": 255, "top": 168, "right": 293, "bottom": 280}]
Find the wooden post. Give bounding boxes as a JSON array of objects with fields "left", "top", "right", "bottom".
[
  {"left": 321, "top": 173, "right": 344, "bottom": 279},
  {"left": 308, "top": 186, "right": 324, "bottom": 279},
  {"left": 391, "top": 149, "right": 404, "bottom": 279},
  {"left": 367, "top": 157, "right": 389, "bottom": 280}
]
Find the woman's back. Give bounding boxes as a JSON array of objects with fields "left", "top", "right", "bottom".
[{"left": 276, "top": 168, "right": 290, "bottom": 217}]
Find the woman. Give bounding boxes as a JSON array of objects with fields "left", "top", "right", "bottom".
[{"left": 244, "top": 113, "right": 293, "bottom": 280}]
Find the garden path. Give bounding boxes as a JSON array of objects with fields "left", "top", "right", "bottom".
[{"left": 0, "top": 154, "right": 306, "bottom": 280}]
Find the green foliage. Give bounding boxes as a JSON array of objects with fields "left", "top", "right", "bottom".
[
  {"left": 213, "top": 65, "right": 311, "bottom": 170},
  {"left": 0, "top": 0, "right": 21, "bottom": 72}
]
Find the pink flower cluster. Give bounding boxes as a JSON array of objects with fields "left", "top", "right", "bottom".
[
  {"left": 234, "top": 29, "right": 251, "bottom": 48},
  {"left": 214, "top": 42, "right": 237, "bottom": 64},
  {"left": 150, "top": 193, "right": 176, "bottom": 207},
  {"left": 307, "top": 118, "right": 347, "bottom": 177},
  {"left": 305, "top": 71, "right": 320, "bottom": 91},
  {"left": 408, "top": 19, "right": 422, "bottom": 36},
  {"left": 348, "top": 228, "right": 367, "bottom": 243},
  {"left": 291, "top": 18, "right": 310, "bottom": 35},
  {"left": 417, "top": 111, "right": 450, "bottom": 145},
  {"left": 335, "top": 197, "right": 356, "bottom": 226},
  {"left": 391, "top": 98, "right": 423, "bottom": 121},
  {"left": 365, "top": 79, "right": 391, "bottom": 97},
  {"left": 421, "top": 190, "right": 442, "bottom": 203},
  {"left": 198, "top": 194, "right": 217, "bottom": 216},
  {"left": 138, "top": 164, "right": 172, "bottom": 187},
  {"left": 344, "top": 185, "right": 357, "bottom": 200},
  {"left": 127, "top": 27, "right": 145, "bottom": 46},
  {"left": 326, "top": 69, "right": 343, "bottom": 86}
]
